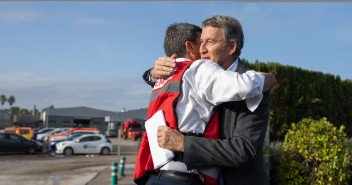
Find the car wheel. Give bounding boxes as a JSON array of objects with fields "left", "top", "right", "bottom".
[
  {"left": 64, "top": 147, "right": 74, "bottom": 156},
  {"left": 100, "top": 147, "right": 110, "bottom": 155},
  {"left": 28, "top": 146, "right": 36, "bottom": 155}
]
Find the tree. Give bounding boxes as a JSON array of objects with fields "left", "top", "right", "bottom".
[
  {"left": 20, "top": 108, "right": 29, "bottom": 114},
  {"left": 7, "top": 96, "right": 15, "bottom": 107},
  {"left": 0, "top": 95, "right": 7, "bottom": 109},
  {"left": 41, "top": 105, "right": 55, "bottom": 112},
  {"left": 10, "top": 106, "right": 20, "bottom": 116}
]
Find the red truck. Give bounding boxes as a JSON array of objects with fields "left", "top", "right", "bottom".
[{"left": 121, "top": 119, "right": 145, "bottom": 141}]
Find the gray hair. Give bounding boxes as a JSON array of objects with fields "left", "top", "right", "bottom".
[
  {"left": 202, "top": 15, "right": 244, "bottom": 60},
  {"left": 164, "top": 23, "right": 202, "bottom": 57}
]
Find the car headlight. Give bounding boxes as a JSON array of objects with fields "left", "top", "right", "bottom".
[{"left": 57, "top": 143, "right": 67, "bottom": 146}]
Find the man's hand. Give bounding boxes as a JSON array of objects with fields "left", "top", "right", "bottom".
[
  {"left": 150, "top": 54, "right": 177, "bottom": 79},
  {"left": 260, "top": 72, "right": 277, "bottom": 92},
  {"left": 157, "top": 126, "right": 184, "bottom": 152}
]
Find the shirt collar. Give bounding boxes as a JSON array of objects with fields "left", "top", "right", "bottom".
[
  {"left": 176, "top": 58, "right": 191, "bottom": 62},
  {"left": 226, "top": 58, "right": 239, "bottom": 72}
]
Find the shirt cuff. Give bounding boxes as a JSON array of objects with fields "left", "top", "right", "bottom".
[
  {"left": 245, "top": 94, "right": 263, "bottom": 112},
  {"left": 148, "top": 73, "right": 158, "bottom": 82},
  {"left": 245, "top": 72, "right": 264, "bottom": 112}
]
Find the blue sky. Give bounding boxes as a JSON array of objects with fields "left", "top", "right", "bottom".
[{"left": 0, "top": 2, "right": 351, "bottom": 112}]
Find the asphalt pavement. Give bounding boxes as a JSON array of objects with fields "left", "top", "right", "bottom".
[
  {"left": 87, "top": 162, "right": 136, "bottom": 185},
  {"left": 0, "top": 138, "right": 140, "bottom": 185},
  {"left": 87, "top": 138, "right": 139, "bottom": 185}
]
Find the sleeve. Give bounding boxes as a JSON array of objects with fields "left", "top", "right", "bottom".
[
  {"left": 142, "top": 69, "right": 156, "bottom": 88},
  {"left": 193, "top": 60, "right": 264, "bottom": 109},
  {"left": 182, "top": 92, "right": 270, "bottom": 169}
]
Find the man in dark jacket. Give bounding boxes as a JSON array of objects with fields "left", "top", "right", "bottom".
[{"left": 144, "top": 15, "right": 273, "bottom": 185}]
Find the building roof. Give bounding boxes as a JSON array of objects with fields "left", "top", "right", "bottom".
[
  {"left": 46, "top": 106, "right": 147, "bottom": 122},
  {"left": 47, "top": 106, "right": 117, "bottom": 119},
  {"left": 116, "top": 108, "right": 147, "bottom": 122}
]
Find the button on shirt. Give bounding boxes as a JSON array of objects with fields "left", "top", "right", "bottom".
[{"left": 154, "top": 58, "right": 265, "bottom": 173}]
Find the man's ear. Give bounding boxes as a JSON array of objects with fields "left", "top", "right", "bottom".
[
  {"left": 185, "top": 41, "right": 193, "bottom": 52},
  {"left": 227, "top": 41, "right": 237, "bottom": 56}
]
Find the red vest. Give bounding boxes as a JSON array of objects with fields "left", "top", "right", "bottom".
[{"left": 133, "top": 61, "right": 219, "bottom": 185}]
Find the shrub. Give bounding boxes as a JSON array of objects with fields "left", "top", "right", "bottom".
[{"left": 278, "top": 118, "right": 351, "bottom": 185}]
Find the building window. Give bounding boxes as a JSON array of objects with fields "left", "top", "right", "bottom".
[{"left": 49, "top": 120, "right": 56, "bottom": 123}]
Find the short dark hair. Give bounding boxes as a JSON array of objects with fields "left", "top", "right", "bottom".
[
  {"left": 164, "top": 23, "right": 202, "bottom": 57},
  {"left": 202, "top": 15, "right": 244, "bottom": 60}
]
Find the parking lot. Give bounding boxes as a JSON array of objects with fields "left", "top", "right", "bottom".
[{"left": 0, "top": 138, "right": 140, "bottom": 185}]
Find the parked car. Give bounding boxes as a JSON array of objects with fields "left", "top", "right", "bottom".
[
  {"left": 49, "top": 130, "right": 102, "bottom": 152},
  {"left": 49, "top": 134, "right": 83, "bottom": 152},
  {"left": 3, "top": 127, "right": 33, "bottom": 140},
  {"left": 33, "top": 127, "right": 55, "bottom": 140},
  {"left": 55, "top": 134, "right": 112, "bottom": 155},
  {"left": 50, "top": 129, "right": 101, "bottom": 142},
  {"left": 42, "top": 128, "right": 71, "bottom": 142},
  {"left": 0, "top": 133, "right": 43, "bottom": 154},
  {"left": 48, "top": 128, "right": 99, "bottom": 142}
]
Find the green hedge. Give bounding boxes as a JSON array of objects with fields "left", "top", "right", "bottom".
[
  {"left": 276, "top": 118, "right": 351, "bottom": 184},
  {"left": 243, "top": 59, "right": 352, "bottom": 141}
]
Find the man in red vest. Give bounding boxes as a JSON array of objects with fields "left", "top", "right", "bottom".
[{"left": 137, "top": 19, "right": 276, "bottom": 185}]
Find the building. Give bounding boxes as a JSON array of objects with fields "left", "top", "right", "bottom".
[
  {"left": 0, "top": 110, "right": 12, "bottom": 129},
  {"left": 0, "top": 110, "right": 11, "bottom": 121},
  {"left": 14, "top": 115, "right": 42, "bottom": 128},
  {"left": 42, "top": 106, "right": 147, "bottom": 132}
]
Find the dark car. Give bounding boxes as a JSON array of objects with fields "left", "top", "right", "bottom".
[{"left": 0, "top": 133, "right": 43, "bottom": 154}]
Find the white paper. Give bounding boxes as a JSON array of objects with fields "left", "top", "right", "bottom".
[{"left": 145, "top": 110, "right": 174, "bottom": 169}]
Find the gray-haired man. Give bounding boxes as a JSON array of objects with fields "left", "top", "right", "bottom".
[{"left": 143, "top": 15, "right": 273, "bottom": 185}]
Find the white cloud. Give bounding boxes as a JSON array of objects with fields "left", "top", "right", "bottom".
[
  {"left": 0, "top": 10, "right": 40, "bottom": 24},
  {"left": 72, "top": 17, "right": 114, "bottom": 26}
]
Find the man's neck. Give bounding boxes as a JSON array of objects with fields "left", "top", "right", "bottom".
[
  {"left": 184, "top": 54, "right": 197, "bottom": 61},
  {"left": 221, "top": 57, "right": 238, "bottom": 70},
  {"left": 226, "top": 58, "right": 239, "bottom": 71}
]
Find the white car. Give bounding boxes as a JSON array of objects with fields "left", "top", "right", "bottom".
[
  {"left": 50, "top": 130, "right": 101, "bottom": 142},
  {"left": 35, "top": 127, "right": 55, "bottom": 141},
  {"left": 40, "top": 128, "right": 71, "bottom": 142},
  {"left": 55, "top": 134, "right": 112, "bottom": 155}
]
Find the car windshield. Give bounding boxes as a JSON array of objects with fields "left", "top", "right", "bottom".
[
  {"left": 130, "top": 124, "right": 141, "bottom": 129},
  {"left": 37, "top": 128, "right": 51, "bottom": 134},
  {"left": 4, "top": 130, "right": 16, "bottom": 134}
]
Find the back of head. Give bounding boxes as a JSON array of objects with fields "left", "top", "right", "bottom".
[
  {"left": 164, "top": 23, "right": 202, "bottom": 57},
  {"left": 202, "top": 15, "right": 244, "bottom": 60}
]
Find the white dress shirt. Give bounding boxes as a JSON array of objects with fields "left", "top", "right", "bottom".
[{"left": 156, "top": 58, "right": 265, "bottom": 172}]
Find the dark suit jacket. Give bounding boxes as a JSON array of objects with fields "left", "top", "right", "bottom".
[
  {"left": 183, "top": 59, "right": 270, "bottom": 185},
  {"left": 142, "top": 59, "right": 270, "bottom": 185}
]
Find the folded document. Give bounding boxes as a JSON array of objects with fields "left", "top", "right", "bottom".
[{"left": 145, "top": 110, "right": 175, "bottom": 169}]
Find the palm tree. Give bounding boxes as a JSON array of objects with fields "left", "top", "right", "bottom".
[
  {"left": 7, "top": 96, "right": 15, "bottom": 108},
  {"left": 0, "top": 95, "right": 6, "bottom": 109}
]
